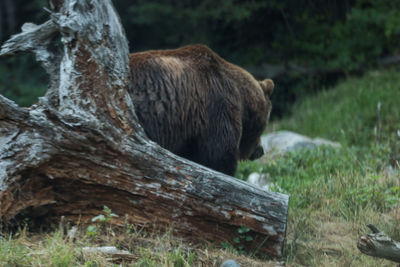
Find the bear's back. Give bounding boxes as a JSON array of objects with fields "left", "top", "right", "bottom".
[{"left": 129, "top": 45, "right": 232, "bottom": 155}]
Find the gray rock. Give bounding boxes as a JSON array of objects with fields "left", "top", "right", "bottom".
[
  {"left": 261, "top": 131, "right": 341, "bottom": 156},
  {"left": 248, "top": 172, "right": 274, "bottom": 191},
  {"left": 221, "top": 259, "right": 241, "bottom": 267}
]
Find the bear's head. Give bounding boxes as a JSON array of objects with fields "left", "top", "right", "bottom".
[{"left": 244, "top": 78, "right": 274, "bottom": 161}]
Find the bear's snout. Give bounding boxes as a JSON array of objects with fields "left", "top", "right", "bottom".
[{"left": 249, "top": 144, "right": 264, "bottom": 160}]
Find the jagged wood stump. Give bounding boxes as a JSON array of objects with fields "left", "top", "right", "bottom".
[{"left": 0, "top": 0, "right": 289, "bottom": 258}]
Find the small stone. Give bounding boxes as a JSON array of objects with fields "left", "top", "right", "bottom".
[
  {"left": 261, "top": 131, "right": 341, "bottom": 156},
  {"left": 221, "top": 259, "right": 240, "bottom": 267}
]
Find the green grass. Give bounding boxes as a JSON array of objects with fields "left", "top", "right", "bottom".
[
  {"left": 0, "top": 228, "right": 88, "bottom": 267},
  {"left": 273, "top": 69, "right": 400, "bottom": 147},
  {"left": 0, "top": 226, "right": 201, "bottom": 267},
  {"left": 237, "top": 68, "right": 400, "bottom": 266},
  {"left": 237, "top": 145, "right": 399, "bottom": 265}
]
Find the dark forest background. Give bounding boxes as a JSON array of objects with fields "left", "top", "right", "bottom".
[{"left": 1, "top": 0, "right": 400, "bottom": 118}]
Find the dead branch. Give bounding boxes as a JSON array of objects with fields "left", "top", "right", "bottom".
[{"left": 357, "top": 224, "right": 400, "bottom": 263}]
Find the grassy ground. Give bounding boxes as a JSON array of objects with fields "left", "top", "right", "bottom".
[
  {"left": 0, "top": 220, "right": 279, "bottom": 266},
  {"left": 1, "top": 68, "right": 400, "bottom": 266},
  {"left": 259, "top": 68, "right": 400, "bottom": 266}
]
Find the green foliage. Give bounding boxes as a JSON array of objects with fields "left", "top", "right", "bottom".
[
  {"left": 346, "top": 174, "right": 400, "bottom": 213},
  {"left": 91, "top": 206, "right": 119, "bottom": 224},
  {"left": 236, "top": 160, "right": 267, "bottom": 181},
  {"left": 166, "top": 247, "right": 195, "bottom": 267},
  {"left": 221, "top": 226, "right": 254, "bottom": 254},
  {"left": 0, "top": 229, "right": 86, "bottom": 267},
  {"left": 3, "top": 0, "right": 400, "bottom": 111},
  {"left": 86, "top": 225, "right": 97, "bottom": 237},
  {"left": 136, "top": 247, "right": 160, "bottom": 267},
  {"left": 45, "top": 231, "right": 75, "bottom": 267},
  {"left": 0, "top": 222, "right": 200, "bottom": 266},
  {"left": 0, "top": 56, "right": 47, "bottom": 107},
  {"left": 114, "top": 0, "right": 400, "bottom": 71},
  {"left": 233, "top": 226, "right": 254, "bottom": 253},
  {"left": 87, "top": 206, "right": 119, "bottom": 237},
  {"left": 238, "top": 144, "right": 398, "bottom": 212},
  {"left": 278, "top": 69, "right": 400, "bottom": 148},
  {"left": 135, "top": 246, "right": 195, "bottom": 267},
  {"left": 258, "top": 146, "right": 400, "bottom": 212},
  {"left": 253, "top": 69, "right": 400, "bottom": 213},
  {"left": 84, "top": 260, "right": 99, "bottom": 267},
  {"left": 111, "top": 0, "right": 279, "bottom": 75},
  {"left": 0, "top": 235, "right": 30, "bottom": 266}
]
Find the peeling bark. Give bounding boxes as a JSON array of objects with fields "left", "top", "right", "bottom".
[{"left": 0, "top": 0, "right": 289, "bottom": 259}]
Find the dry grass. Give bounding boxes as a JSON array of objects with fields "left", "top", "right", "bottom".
[{"left": 0, "top": 222, "right": 283, "bottom": 267}]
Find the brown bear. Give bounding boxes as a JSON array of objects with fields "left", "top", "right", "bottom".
[{"left": 129, "top": 45, "right": 274, "bottom": 176}]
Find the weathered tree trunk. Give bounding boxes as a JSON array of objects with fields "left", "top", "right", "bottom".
[
  {"left": 357, "top": 224, "right": 400, "bottom": 263},
  {"left": 0, "top": 0, "right": 289, "bottom": 259}
]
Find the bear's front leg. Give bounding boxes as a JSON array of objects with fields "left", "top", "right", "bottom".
[{"left": 196, "top": 108, "right": 241, "bottom": 176}]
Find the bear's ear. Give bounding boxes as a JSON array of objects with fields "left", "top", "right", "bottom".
[{"left": 259, "top": 79, "right": 274, "bottom": 97}]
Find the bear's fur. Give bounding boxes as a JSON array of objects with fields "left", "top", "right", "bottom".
[{"left": 129, "top": 45, "right": 273, "bottom": 175}]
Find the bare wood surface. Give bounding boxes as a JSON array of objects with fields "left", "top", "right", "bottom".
[
  {"left": 357, "top": 224, "right": 400, "bottom": 263},
  {"left": 0, "top": 0, "right": 289, "bottom": 258}
]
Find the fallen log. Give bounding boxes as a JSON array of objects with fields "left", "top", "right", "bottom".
[
  {"left": 357, "top": 224, "right": 400, "bottom": 263},
  {"left": 0, "top": 0, "right": 289, "bottom": 258}
]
